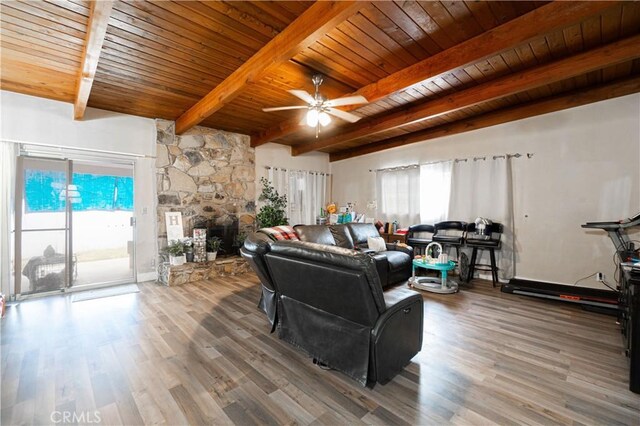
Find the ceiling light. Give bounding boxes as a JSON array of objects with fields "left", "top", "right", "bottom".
[
  {"left": 306, "top": 109, "right": 319, "bottom": 127},
  {"left": 318, "top": 111, "right": 331, "bottom": 127}
]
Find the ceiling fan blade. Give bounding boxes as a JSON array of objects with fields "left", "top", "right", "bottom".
[
  {"left": 262, "top": 105, "right": 309, "bottom": 112},
  {"left": 288, "top": 89, "right": 316, "bottom": 104},
  {"left": 326, "top": 108, "right": 362, "bottom": 123},
  {"left": 323, "top": 95, "right": 368, "bottom": 108}
]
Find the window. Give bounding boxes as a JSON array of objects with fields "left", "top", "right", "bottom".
[
  {"left": 419, "top": 161, "right": 452, "bottom": 224},
  {"left": 375, "top": 166, "right": 420, "bottom": 227},
  {"left": 24, "top": 170, "right": 134, "bottom": 212}
]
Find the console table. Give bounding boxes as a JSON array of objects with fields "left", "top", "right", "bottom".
[{"left": 381, "top": 232, "right": 407, "bottom": 244}]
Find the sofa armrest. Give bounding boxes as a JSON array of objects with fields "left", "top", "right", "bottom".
[
  {"left": 370, "top": 286, "right": 423, "bottom": 384},
  {"left": 374, "top": 287, "right": 422, "bottom": 336},
  {"left": 385, "top": 243, "right": 414, "bottom": 258},
  {"left": 368, "top": 253, "right": 389, "bottom": 287}
]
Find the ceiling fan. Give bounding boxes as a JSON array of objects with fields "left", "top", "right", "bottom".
[{"left": 262, "top": 74, "right": 368, "bottom": 137}]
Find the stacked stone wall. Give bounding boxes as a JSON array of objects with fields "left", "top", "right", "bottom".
[{"left": 155, "top": 119, "right": 255, "bottom": 249}]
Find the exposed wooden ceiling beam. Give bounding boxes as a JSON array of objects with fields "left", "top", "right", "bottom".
[
  {"left": 294, "top": 34, "right": 640, "bottom": 156},
  {"left": 251, "top": 1, "right": 619, "bottom": 147},
  {"left": 74, "top": 0, "right": 113, "bottom": 120},
  {"left": 174, "top": 1, "right": 366, "bottom": 135},
  {"left": 329, "top": 76, "right": 640, "bottom": 162}
]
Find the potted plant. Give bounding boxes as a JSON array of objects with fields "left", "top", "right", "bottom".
[
  {"left": 183, "top": 237, "right": 194, "bottom": 262},
  {"left": 256, "top": 177, "right": 288, "bottom": 228},
  {"left": 233, "top": 231, "right": 247, "bottom": 255},
  {"left": 166, "top": 239, "right": 186, "bottom": 266},
  {"left": 206, "top": 236, "right": 223, "bottom": 261}
]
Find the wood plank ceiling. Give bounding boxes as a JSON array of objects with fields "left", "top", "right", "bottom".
[{"left": 1, "top": 1, "right": 639, "bottom": 161}]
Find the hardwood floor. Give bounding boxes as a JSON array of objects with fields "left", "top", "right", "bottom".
[{"left": 2, "top": 274, "right": 639, "bottom": 425}]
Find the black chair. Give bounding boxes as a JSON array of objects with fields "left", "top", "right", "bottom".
[
  {"left": 432, "top": 221, "right": 466, "bottom": 260},
  {"left": 465, "top": 222, "right": 504, "bottom": 287},
  {"left": 406, "top": 224, "right": 434, "bottom": 256}
]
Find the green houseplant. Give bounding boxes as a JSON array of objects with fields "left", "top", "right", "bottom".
[
  {"left": 206, "top": 236, "right": 223, "bottom": 261},
  {"left": 166, "top": 239, "right": 186, "bottom": 266},
  {"left": 256, "top": 177, "right": 288, "bottom": 228}
]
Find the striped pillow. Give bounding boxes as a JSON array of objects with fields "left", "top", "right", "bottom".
[{"left": 258, "top": 226, "right": 300, "bottom": 241}]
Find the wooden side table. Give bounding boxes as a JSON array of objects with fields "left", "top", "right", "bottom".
[{"left": 380, "top": 233, "right": 407, "bottom": 244}]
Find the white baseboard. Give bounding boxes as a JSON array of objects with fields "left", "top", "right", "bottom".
[{"left": 137, "top": 271, "right": 157, "bottom": 283}]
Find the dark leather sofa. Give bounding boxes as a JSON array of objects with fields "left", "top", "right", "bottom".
[
  {"left": 264, "top": 240, "right": 423, "bottom": 386},
  {"left": 242, "top": 223, "right": 414, "bottom": 331},
  {"left": 294, "top": 223, "right": 413, "bottom": 288},
  {"left": 241, "top": 223, "right": 423, "bottom": 386},
  {"left": 240, "top": 232, "right": 278, "bottom": 331}
]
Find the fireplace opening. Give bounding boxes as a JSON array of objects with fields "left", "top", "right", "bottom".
[{"left": 208, "top": 220, "right": 239, "bottom": 257}]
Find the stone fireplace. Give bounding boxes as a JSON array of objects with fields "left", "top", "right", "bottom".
[{"left": 155, "top": 119, "right": 256, "bottom": 258}]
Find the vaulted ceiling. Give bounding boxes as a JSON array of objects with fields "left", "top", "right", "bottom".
[{"left": 2, "top": 1, "right": 639, "bottom": 161}]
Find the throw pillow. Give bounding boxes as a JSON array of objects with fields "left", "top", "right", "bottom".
[{"left": 367, "top": 236, "right": 387, "bottom": 252}]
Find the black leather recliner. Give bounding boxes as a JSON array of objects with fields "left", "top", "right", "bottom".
[
  {"left": 240, "top": 232, "right": 278, "bottom": 332},
  {"left": 264, "top": 240, "right": 423, "bottom": 386}
]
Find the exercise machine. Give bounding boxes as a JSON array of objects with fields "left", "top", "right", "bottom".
[
  {"left": 501, "top": 212, "right": 640, "bottom": 311},
  {"left": 582, "top": 211, "right": 640, "bottom": 262}
]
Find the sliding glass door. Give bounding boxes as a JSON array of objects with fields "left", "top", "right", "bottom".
[
  {"left": 71, "top": 161, "right": 135, "bottom": 287},
  {"left": 16, "top": 157, "right": 71, "bottom": 294},
  {"left": 15, "top": 156, "right": 135, "bottom": 295}
]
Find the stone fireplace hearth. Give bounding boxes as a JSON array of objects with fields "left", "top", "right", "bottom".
[{"left": 155, "top": 119, "right": 256, "bottom": 253}]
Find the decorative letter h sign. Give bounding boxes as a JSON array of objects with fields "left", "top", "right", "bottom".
[{"left": 165, "top": 212, "right": 184, "bottom": 242}]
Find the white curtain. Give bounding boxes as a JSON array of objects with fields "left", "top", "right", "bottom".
[
  {"left": 288, "top": 170, "right": 326, "bottom": 225},
  {"left": 267, "top": 167, "right": 288, "bottom": 199},
  {"left": 448, "top": 157, "right": 515, "bottom": 280},
  {"left": 0, "top": 142, "right": 17, "bottom": 298},
  {"left": 376, "top": 166, "right": 420, "bottom": 228},
  {"left": 266, "top": 168, "right": 326, "bottom": 226},
  {"left": 419, "top": 161, "right": 452, "bottom": 224}
]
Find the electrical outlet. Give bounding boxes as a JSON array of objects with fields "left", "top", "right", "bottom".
[{"left": 596, "top": 272, "right": 604, "bottom": 282}]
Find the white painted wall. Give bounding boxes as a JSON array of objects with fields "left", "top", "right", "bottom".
[
  {"left": 1, "top": 91, "right": 158, "bottom": 282},
  {"left": 254, "top": 142, "right": 331, "bottom": 198},
  {"left": 331, "top": 94, "right": 640, "bottom": 288},
  {"left": 255, "top": 142, "right": 330, "bottom": 176}
]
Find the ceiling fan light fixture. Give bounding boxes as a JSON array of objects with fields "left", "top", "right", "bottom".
[
  {"left": 318, "top": 111, "right": 331, "bottom": 127},
  {"left": 306, "top": 109, "right": 319, "bottom": 127},
  {"left": 263, "top": 74, "right": 368, "bottom": 135}
]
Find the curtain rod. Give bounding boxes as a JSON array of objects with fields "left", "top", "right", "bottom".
[
  {"left": 5, "top": 138, "right": 147, "bottom": 159},
  {"left": 265, "top": 166, "right": 331, "bottom": 176},
  {"left": 368, "top": 152, "right": 534, "bottom": 173}
]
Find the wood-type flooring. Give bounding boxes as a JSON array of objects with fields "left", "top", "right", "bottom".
[{"left": 2, "top": 274, "right": 639, "bottom": 425}]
